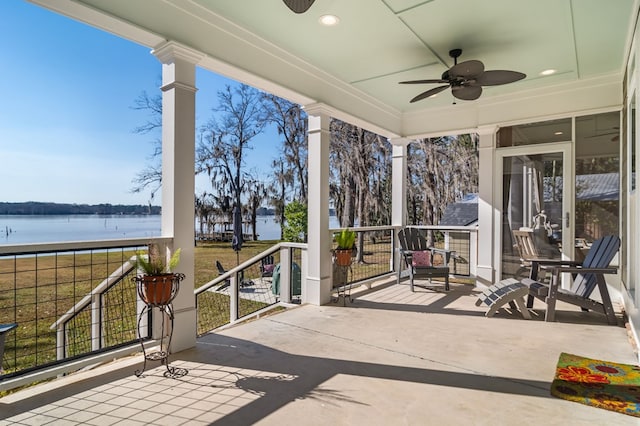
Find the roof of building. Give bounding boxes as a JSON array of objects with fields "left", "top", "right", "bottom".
[{"left": 438, "top": 202, "right": 478, "bottom": 227}]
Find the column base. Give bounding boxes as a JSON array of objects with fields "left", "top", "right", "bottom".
[{"left": 303, "top": 276, "right": 332, "bottom": 305}]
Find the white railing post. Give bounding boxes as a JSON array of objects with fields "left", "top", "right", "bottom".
[
  {"left": 300, "top": 248, "right": 308, "bottom": 303},
  {"left": 230, "top": 275, "right": 239, "bottom": 322},
  {"left": 56, "top": 328, "right": 65, "bottom": 361},
  {"left": 91, "top": 293, "right": 101, "bottom": 351},
  {"left": 390, "top": 228, "right": 396, "bottom": 272},
  {"left": 469, "top": 229, "right": 479, "bottom": 277},
  {"left": 280, "top": 248, "right": 292, "bottom": 303}
]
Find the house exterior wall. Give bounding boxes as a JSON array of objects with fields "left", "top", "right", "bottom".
[{"left": 622, "top": 16, "right": 640, "bottom": 359}]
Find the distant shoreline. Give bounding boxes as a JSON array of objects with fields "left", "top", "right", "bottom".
[
  {"left": 0, "top": 201, "right": 160, "bottom": 216},
  {"left": 0, "top": 202, "right": 279, "bottom": 217}
]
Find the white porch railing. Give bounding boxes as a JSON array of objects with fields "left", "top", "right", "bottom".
[
  {"left": 0, "top": 237, "right": 171, "bottom": 392},
  {"left": 195, "top": 242, "right": 307, "bottom": 334}
]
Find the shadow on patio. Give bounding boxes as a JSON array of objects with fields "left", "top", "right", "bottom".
[{"left": 0, "top": 280, "right": 636, "bottom": 425}]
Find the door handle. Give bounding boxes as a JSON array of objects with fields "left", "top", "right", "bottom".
[{"left": 565, "top": 212, "right": 570, "bottom": 228}]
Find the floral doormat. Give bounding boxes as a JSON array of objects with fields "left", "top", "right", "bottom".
[{"left": 551, "top": 352, "right": 640, "bottom": 417}]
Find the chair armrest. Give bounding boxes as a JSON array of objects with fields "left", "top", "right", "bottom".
[
  {"left": 530, "top": 259, "right": 582, "bottom": 267},
  {"left": 0, "top": 323, "right": 18, "bottom": 335},
  {"left": 548, "top": 266, "right": 618, "bottom": 275},
  {"left": 429, "top": 247, "right": 456, "bottom": 264},
  {"left": 398, "top": 249, "right": 413, "bottom": 267},
  {"left": 529, "top": 258, "right": 582, "bottom": 280}
]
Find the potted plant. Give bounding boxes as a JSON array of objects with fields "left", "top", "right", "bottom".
[
  {"left": 333, "top": 229, "right": 356, "bottom": 266},
  {"left": 133, "top": 246, "right": 183, "bottom": 305}
]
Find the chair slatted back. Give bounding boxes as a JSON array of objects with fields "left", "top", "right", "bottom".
[
  {"left": 512, "top": 230, "right": 541, "bottom": 261},
  {"left": 398, "top": 228, "right": 429, "bottom": 252},
  {"left": 216, "top": 260, "right": 226, "bottom": 275},
  {"left": 571, "top": 235, "right": 620, "bottom": 297}
]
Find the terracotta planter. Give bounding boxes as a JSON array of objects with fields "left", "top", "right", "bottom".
[
  {"left": 141, "top": 274, "right": 177, "bottom": 305},
  {"left": 334, "top": 249, "right": 353, "bottom": 267}
]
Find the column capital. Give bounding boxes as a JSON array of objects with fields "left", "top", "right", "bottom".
[
  {"left": 477, "top": 125, "right": 498, "bottom": 149},
  {"left": 304, "top": 102, "right": 334, "bottom": 117},
  {"left": 477, "top": 125, "right": 499, "bottom": 136},
  {"left": 152, "top": 41, "right": 203, "bottom": 65},
  {"left": 389, "top": 137, "right": 412, "bottom": 147}
]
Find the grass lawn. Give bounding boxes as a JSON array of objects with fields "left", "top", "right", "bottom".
[{"left": 194, "top": 240, "right": 280, "bottom": 287}]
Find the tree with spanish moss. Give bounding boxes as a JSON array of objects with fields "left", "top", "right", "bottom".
[
  {"left": 330, "top": 119, "right": 392, "bottom": 262},
  {"left": 407, "top": 135, "right": 478, "bottom": 225},
  {"left": 261, "top": 94, "right": 308, "bottom": 203},
  {"left": 196, "top": 84, "right": 267, "bottom": 239}
]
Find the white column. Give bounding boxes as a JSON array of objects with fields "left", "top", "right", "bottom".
[
  {"left": 476, "top": 126, "right": 499, "bottom": 287},
  {"left": 304, "top": 104, "right": 333, "bottom": 305},
  {"left": 153, "top": 41, "right": 202, "bottom": 351},
  {"left": 390, "top": 138, "right": 411, "bottom": 272},
  {"left": 390, "top": 139, "right": 411, "bottom": 227}
]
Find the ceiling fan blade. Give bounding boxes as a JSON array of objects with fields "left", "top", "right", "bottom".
[
  {"left": 410, "top": 85, "right": 450, "bottom": 103},
  {"left": 449, "top": 60, "right": 484, "bottom": 79},
  {"left": 399, "top": 79, "right": 448, "bottom": 85},
  {"left": 452, "top": 85, "right": 482, "bottom": 101},
  {"left": 475, "top": 70, "right": 526, "bottom": 86},
  {"left": 283, "top": 0, "right": 316, "bottom": 13}
]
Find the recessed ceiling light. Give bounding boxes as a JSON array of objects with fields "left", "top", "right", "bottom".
[
  {"left": 554, "top": 131, "right": 563, "bottom": 135},
  {"left": 540, "top": 69, "right": 557, "bottom": 76},
  {"left": 319, "top": 14, "right": 340, "bottom": 26}
]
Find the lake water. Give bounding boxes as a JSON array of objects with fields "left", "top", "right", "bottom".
[{"left": 0, "top": 215, "right": 341, "bottom": 245}]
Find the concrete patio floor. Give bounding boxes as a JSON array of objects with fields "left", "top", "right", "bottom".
[{"left": 0, "top": 279, "right": 638, "bottom": 425}]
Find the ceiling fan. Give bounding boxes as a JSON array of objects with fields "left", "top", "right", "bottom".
[
  {"left": 400, "top": 49, "right": 526, "bottom": 103},
  {"left": 283, "top": 0, "right": 316, "bottom": 14}
]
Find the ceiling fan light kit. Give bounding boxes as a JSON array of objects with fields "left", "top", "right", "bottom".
[
  {"left": 283, "top": 0, "right": 316, "bottom": 14},
  {"left": 400, "top": 49, "right": 526, "bottom": 103}
]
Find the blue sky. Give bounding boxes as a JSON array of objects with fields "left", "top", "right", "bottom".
[{"left": 0, "top": 1, "right": 280, "bottom": 205}]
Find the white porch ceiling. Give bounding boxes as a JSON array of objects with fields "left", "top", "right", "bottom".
[{"left": 32, "top": 0, "right": 637, "bottom": 137}]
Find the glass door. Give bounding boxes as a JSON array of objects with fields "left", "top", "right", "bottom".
[{"left": 496, "top": 143, "right": 572, "bottom": 281}]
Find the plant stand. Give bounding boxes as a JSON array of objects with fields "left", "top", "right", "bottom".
[
  {"left": 332, "top": 264, "right": 353, "bottom": 306},
  {"left": 133, "top": 273, "right": 188, "bottom": 378}
]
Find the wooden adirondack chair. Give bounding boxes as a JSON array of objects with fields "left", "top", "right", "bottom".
[
  {"left": 513, "top": 229, "right": 541, "bottom": 261},
  {"left": 397, "top": 228, "right": 452, "bottom": 291},
  {"left": 512, "top": 229, "right": 559, "bottom": 280},
  {"left": 521, "top": 235, "right": 620, "bottom": 324},
  {"left": 260, "top": 255, "right": 275, "bottom": 278}
]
